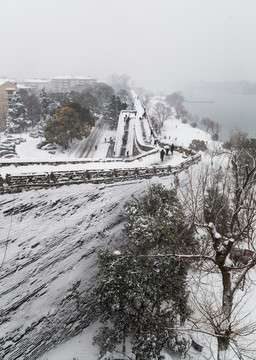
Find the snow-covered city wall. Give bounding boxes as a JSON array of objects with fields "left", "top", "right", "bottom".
[
  {"left": 0, "top": 154, "right": 201, "bottom": 194},
  {"left": 0, "top": 181, "right": 147, "bottom": 359}
]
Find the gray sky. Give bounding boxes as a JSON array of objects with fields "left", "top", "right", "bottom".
[{"left": 1, "top": 0, "right": 256, "bottom": 92}]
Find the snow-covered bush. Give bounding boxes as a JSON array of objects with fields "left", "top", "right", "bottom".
[{"left": 189, "top": 139, "right": 207, "bottom": 152}]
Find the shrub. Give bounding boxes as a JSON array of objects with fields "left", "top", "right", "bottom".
[
  {"left": 190, "top": 122, "right": 197, "bottom": 128},
  {"left": 189, "top": 139, "right": 207, "bottom": 152}
]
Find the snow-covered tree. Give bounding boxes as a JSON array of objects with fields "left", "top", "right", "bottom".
[
  {"left": 178, "top": 153, "right": 256, "bottom": 359},
  {"left": 189, "top": 139, "right": 208, "bottom": 152},
  {"left": 104, "top": 95, "right": 127, "bottom": 130},
  {"left": 95, "top": 155, "right": 256, "bottom": 359},
  {"left": 94, "top": 184, "right": 196, "bottom": 359},
  {"left": 38, "top": 88, "right": 59, "bottom": 126},
  {"left": 6, "top": 92, "right": 30, "bottom": 133},
  {"left": 19, "top": 89, "right": 42, "bottom": 127},
  {"left": 153, "top": 102, "right": 172, "bottom": 130}
]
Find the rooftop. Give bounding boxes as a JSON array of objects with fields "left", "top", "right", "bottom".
[
  {"left": 0, "top": 78, "right": 16, "bottom": 86},
  {"left": 52, "top": 75, "right": 96, "bottom": 80},
  {"left": 24, "top": 79, "right": 51, "bottom": 83}
]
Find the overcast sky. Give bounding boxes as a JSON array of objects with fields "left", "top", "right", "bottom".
[{"left": 1, "top": 0, "right": 255, "bottom": 92}]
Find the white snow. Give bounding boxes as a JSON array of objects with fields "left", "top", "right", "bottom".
[
  {"left": 0, "top": 91, "right": 251, "bottom": 360},
  {"left": 38, "top": 322, "right": 100, "bottom": 360}
]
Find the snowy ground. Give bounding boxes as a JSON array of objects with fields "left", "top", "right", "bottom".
[
  {"left": 146, "top": 95, "right": 214, "bottom": 148},
  {"left": 0, "top": 95, "right": 226, "bottom": 360},
  {"left": 38, "top": 322, "right": 100, "bottom": 360},
  {"left": 0, "top": 106, "right": 219, "bottom": 179}
]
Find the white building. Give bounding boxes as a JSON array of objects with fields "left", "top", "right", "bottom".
[
  {"left": 51, "top": 76, "right": 96, "bottom": 92},
  {"left": 24, "top": 79, "right": 51, "bottom": 93}
]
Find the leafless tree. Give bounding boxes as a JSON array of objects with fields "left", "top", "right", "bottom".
[
  {"left": 177, "top": 153, "right": 256, "bottom": 359},
  {"left": 165, "top": 91, "right": 185, "bottom": 106},
  {"left": 201, "top": 117, "right": 216, "bottom": 133},
  {"left": 175, "top": 103, "right": 188, "bottom": 118},
  {"left": 109, "top": 73, "right": 131, "bottom": 90},
  {"left": 223, "top": 131, "right": 249, "bottom": 151},
  {"left": 153, "top": 102, "right": 172, "bottom": 128}
]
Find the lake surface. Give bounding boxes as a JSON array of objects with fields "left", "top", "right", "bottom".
[{"left": 181, "top": 85, "right": 256, "bottom": 141}]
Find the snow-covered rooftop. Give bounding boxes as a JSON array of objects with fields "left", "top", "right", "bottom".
[
  {"left": 52, "top": 75, "right": 95, "bottom": 80},
  {"left": 0, "top": 78, "right": 16, "bottom": 86},
  {"left": 24, "top": 79, "right": 51, "bottom": 83}
]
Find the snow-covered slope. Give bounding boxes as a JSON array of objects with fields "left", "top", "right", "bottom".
[
  {"left": 0, "top": 178, "right": 166, "bottom": 359},
  {"left": 0, "top": 94, "right": 223, "bottom": 359}
]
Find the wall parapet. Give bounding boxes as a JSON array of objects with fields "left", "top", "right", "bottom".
[{"left": 0, "top": 153, "right": 201, "bottom": 194}]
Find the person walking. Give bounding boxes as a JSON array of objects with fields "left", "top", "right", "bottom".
[
  {"left": 171, "top": 143, "right": 175, "bottom": 155},
  {"left": 164, "top": 144, "right": 170, "bottom": 155},
  {"left": 160, "top": 149, "right": 165, "bottom": 162}
]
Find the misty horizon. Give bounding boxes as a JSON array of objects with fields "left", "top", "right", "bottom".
[{"left": 1, "top": 0, "right": 256, "bottom": 93}]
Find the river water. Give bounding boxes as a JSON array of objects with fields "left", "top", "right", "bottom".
[{"left": 180, "top": 84, "right": 256, "bottom": 141}]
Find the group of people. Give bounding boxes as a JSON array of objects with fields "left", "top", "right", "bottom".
[
  {"left": 160, "top": 143, "right": 175, "bottom": 162},
  {"left": 124, "top": 114, "right": 131, "bottom": 122}
]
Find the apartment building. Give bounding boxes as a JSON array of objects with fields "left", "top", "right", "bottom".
[
  {"left": 24, "top": 79, "right": 51, "bottom": 94},
  {"left": 0, "top": 79, "right": 18, "bottom": 130},
  {"left": 51, "top": 75, "right": 96, "bottom": 92}
]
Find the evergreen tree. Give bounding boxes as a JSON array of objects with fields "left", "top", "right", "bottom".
[
  {"left": 94, "top": 184, "right": 196, "bottom": 359},
  {"left": 116, "top": 88, "right": 131, "bottom": 104},
  {"left": 91, "top": 82, "right": 115, "bottom": 105},
  {"left": 44, "top": 105, "right": 92, "bottom": 148},
  {"left": 19, "top": 89, "right": 42, "bottom": 127},
  {"left": 71, "top": 82, "right": 115, "bottom": 111},
  {"left": 68, "top": 102, "right": 95, "bottom": 127},
  {"left": 69, "top": 91, "right": 100, "bottom": 114},
  {"left": 38, "top": 88, "right": 59, "bottom": 126},
  {"left": 6, "top": 92, "right": 30, "bottom": 133},
  {"left": 124, "top": 184, "right": 197, "bottom": 254},
  {"left": 51, "top": 91, "right": 71, "bottom": 108},
  {"left": 104, "top": 95, "right": 127, "bottom": 129},
  {"left": 189, "top": 139, "right": 207, "bottom": 152}
]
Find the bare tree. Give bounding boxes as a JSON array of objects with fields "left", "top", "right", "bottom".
[
  {"left": 153, "top": 102, "right": 172, "bottom": 129},
  {"left": 178, "top": 153, "right": 256, "bottom": 359},
  {"left": 223, "top": 131, "right": 249, "bottom": 151},
  {"left": 214, "top": 121, "right": 221, "bottom": 135},
  {"left": 165, "top": 91, "right": 185, "bottom": 106},
  {"left": 175, "top": 103, "right": 188, "bottom": 118},
  {"left": 109, "top": 73, "right": 131, "bottom": 90},
  {"left": 201, "top": 117, "right": 216, "bottom": 133}
]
